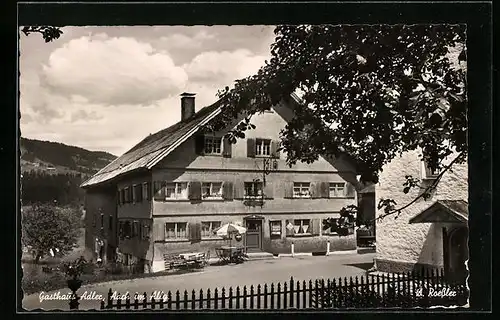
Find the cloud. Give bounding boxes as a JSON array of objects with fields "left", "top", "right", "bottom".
[
  {"left": 70, "top": 109, "right": 104, "bottom": 123},
  {"left": 184, "top": 49, "right": 268, "bottom": 85},
  {"left": 41, "top": 34, "right": 188, "bottom": 106},
  {"left": 159, "top": 30, "right": 215, "bottom": 50}
]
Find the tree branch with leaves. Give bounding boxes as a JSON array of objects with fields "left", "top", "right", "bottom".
[{"left": 205, "top": 24, "right": 466, "bottom": 227}]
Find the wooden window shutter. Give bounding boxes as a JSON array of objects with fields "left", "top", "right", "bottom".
[
  {"left": 271, "top": 140, "right": 280, "bottom": 159},
  {"left": 195, "top": 135, "right": 205, "bottom": 155},
  {"left": 346, "top": 182, "right": 356, "bottom": 198},
  {"left": 247, "top": 138, "right": 256, "bottom": 158},
  {"left": 264, "top": 181, "right": 274, "bottom": 199},
  {"left": 128, "top": 187, "right": 133, "bottom": 203},
  {"left": 153, "top": 221, "right": 165, "bottom": 242},
  {"left": 222, "top": 181, "right": 234, "bottom": 200},
  {"left": 222, "top": 137, "right": 232, "bottom": 158},
  {"left": 137, "top": 184, "right": 143, "bottom": 202},
  {"left": 311, "top": 219, "right": 321, "bottom": 236},
  {"left": 117, "top": 190, "right": 121, "bottom": 205},
  {"left": 132, "top": 185, "right": 137, "bottom": 203},
  {"left": 189, "top": 222, "right": 202, "bottom": 242},
  {"left": 233, "top": 180, "right": 244, "bottom": 199},
  {"left": 284, "top": 181, "right": 294, "bottom": 198},
  {"left": 188, "top": 181, "right": 202, "bottom": 200},
  {"left": 153, "top": 181, "right": 165, "bottom": 201},
  {"left": 320, "top": 182, "right": 330, "bottom": 198}
]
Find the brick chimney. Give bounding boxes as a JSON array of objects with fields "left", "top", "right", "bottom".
[{"left": 180, "top": 92, "right": 196, "bottom": 121}]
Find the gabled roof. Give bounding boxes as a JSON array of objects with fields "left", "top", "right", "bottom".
[
  {"left": 409, "top": 200, "right": 468, "bottom": 224},
  {"left": 82, "top": 93, "right": 362, "bottom": 189},
  {"left": 81, "top": 100, "right": 222, "bottom": 188}
]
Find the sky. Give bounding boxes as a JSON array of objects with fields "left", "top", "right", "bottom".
[{"left": 19, "top": 26, "right": 276, "bottom": 156}]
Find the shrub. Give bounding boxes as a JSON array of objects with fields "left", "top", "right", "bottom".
[{"left": 104, "top": 262, "right": 124, "bottom": 275}]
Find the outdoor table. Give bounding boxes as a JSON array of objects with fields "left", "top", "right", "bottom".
[
  {"left": 215, "top": 246, "right": 246, "bottom": 264},
  {"left": 178, "top": 252, "right": 207, "bottom": 268}
]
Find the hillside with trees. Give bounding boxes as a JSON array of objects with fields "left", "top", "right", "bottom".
[{"left": 20, "top": 137, "right": 117, "bottom": 205}]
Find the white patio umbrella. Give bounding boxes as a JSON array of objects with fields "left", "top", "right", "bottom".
[{"left": 213, "top": 223, "right": 247, "bottom": 247}]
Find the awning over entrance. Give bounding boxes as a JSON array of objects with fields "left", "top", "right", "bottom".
[{"left": 409, "top": 200, "right": 468, "bottom": 224}]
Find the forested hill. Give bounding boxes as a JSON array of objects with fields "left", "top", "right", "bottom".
[
  {"left": 20, "top": 137, "right": 116, "bottom": 175},
  {"left": 20, "top": 138, "right": 117, "bottom": 206}
]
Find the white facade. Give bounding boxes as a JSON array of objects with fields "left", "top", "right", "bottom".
[{"left": 375, "top": 150, "right": 468, "bottom": 271}]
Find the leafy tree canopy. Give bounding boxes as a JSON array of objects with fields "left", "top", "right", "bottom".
[
  {"left": 209, "top": 24, "right": 466, "bottom": 182},
  {"left": 205, "top": 24, "right": 467, "bottom": 222},
  {"left": 22, "top": 204, "right": 82, "bottom": 263}
]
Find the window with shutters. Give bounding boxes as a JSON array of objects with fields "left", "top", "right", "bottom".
[
  {"left": 165, "top": 182, "right": 188, "bottom": 200},
  {"left": 255, "top": 139, "right": 271, "bottom": 157},
  {"left": 244, "top": 182, "right": 263, "bottom": 198},
  {"left": 165, "top": 222, "right": 188, "bottom": 239},
  {"left": 293, "top": 182, "right": 311, "bottom": 198},
  {"left": 201, "top": 221, "right": 221, "bottom": 238},
  {"left": 204, "top": 136, "right": 222, "bottom": 155},
  {"left": 329, "top": 182, "right": 346, "bottom": 197},
  {"left": 201, "top": 182, "right": 223, "bottom": 199},
  {"left": 322, "top": 218, "right": 338, "bottom": 235}
]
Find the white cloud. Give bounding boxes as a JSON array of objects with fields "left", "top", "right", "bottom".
[
  {"left": 184, "top": 49, "right": 267, "bottom": 85},
  {"left": 42, "top": 34, "right": 188, "bottom": 106}
]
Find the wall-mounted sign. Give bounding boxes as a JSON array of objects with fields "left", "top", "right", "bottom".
[{"left": 286, "top": 222, "right": 294, "bottom": 231}]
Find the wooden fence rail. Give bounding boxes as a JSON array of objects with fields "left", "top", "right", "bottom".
[{"left": 101, "top": 269, "right": 468, "bottom": 310}]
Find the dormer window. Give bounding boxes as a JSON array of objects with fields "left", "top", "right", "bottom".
[{"left": 204, "top": 136, "right": 222, "bottom": 155}]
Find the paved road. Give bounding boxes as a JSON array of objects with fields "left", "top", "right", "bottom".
[{"left": 21, "top": 253, "right": 375, "bottom": 311}]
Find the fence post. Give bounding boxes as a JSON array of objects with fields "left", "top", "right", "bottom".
[
  {"left": 182, "top": 290, "right": 188, "bottom": 309},
  {"left": 167, "top": 291, "right": 172, "bottom": 310},
  {"left": 332, "top": 278, "right": 338, "bottom": 308},
  {"left": 243, "top": 286, "right": 247, "bottom": 309},
  {"left": 159, "top": 292, "right": 165, "bottom": 310},
  {"left": 290, "top": 277, "right": 294, "bottom": 309},
  {"left": 236, "top": 287, "right": 240, "bottom": 309},
  {"left": 191, "top": 290, "right": 196, "bottom": 310},
  {"left": 133, "top": 292, "right": 139, "bottom": 310},
  {"left": 125, "top": 293, "right": 131, "bottom": 310},
  {"left": 151, "top": 295, "right": 156, "bottom": 310},
  {"left": 104, "top": 288, "right": 112, "bottom": 309},
  {"left": 222, "top": 287, "right": 226, "bottom": 309},
  {"left": 296, "top": 280, "right": 301, "bottom": 309},
  {"left": 250, "top": 285, "right": 254, "bottom": 309},
  {"left": 116, "top": 293, "right": 122, "bottom": 310},
  {"left": 264, "top": 284, "right": 268, "bottom": 309},
  {"left": 359, "top": 276, "right": 364, "bottom": 308},
  {"left": 229, "top": 287, "right": 233, "bottom": 309},
  {"left": 283, "top": 282, "right": 288, "bottom": 309},
  {"left": 142, "top": 292, "right": 147, "bottom": 309},
  {"left": 199, "top": 289, "right": 204, "bottom": 310},
  {"left": 214, "top": 288, "right": 219, "bottom": 310},
  {"left": 100, "top": 299, "right": 105, "bottom": 310},
  {"left": 207, "top": 289, "right": 211, "bottom": 310}
]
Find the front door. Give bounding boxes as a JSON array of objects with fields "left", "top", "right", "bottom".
[{"left": 245, "top": 219, "right": 263, "bottom": 251}]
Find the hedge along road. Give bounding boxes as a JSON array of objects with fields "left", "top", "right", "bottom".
[{"left": 22, "top": 252, "right": 375, "bottom": 311}]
